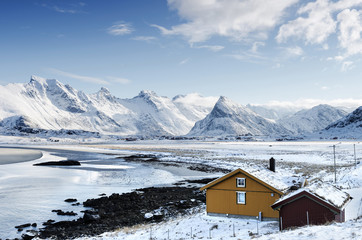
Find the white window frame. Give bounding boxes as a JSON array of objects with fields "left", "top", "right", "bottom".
[
  {"left": 236, "top": 177, "right": 246, "bottom": 188},
  {"left": 237, "top": 191, "right": 246, "bottom": 205}
]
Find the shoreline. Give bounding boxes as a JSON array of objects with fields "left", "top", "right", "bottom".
[
  {"left": 0, "top": 147, "right": 43, "bottom": 165},
  {"left": 21, "top": 183, "right": 208, "bottom": 240}
]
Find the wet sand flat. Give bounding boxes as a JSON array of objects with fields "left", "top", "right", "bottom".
[{"left": 0, "top": 148, "right": 43, "bottom": 165}]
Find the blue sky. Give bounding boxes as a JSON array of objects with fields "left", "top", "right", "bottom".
[{"left": 1, "top": 0, "right": 362, "bottom": 108}]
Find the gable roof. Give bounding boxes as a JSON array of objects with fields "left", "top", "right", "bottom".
[
  {"left": 271, "top": 180, "right": 351, "bottom": 212},
  {"left": 271, "top": 190, "right": 342, "bottom": 214},
  {"left": 200, "top": 168, "right": 284, "bottom": 195}
]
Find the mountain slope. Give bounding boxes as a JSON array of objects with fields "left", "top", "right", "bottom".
[
  {"left": 172, "top": 93, "right": 218, "bottom": 122},
  {"left": 0, "top": 76, "right": 215, "bottom": 136},
  {"left": 118, "top": 90, "right": 196, "bottom": 136},
  {"left": 278, "top": 104, "right": 347, "bottom": 134},
  {"left": 188, "top": 96, "right": 291, "bottom": 136},
  {"left": 321, "top": 106, "right": 362, "bottom": 138},
  {"left": 246, "top": 104, "right": 298, "bottom": 121}
]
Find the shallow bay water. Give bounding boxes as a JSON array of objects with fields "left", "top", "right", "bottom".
[{"left": 0, "top": 147, "right": 209, "bottom": 239}]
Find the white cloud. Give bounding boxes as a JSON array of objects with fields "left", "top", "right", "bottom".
[
  {"left": 273, "top": 63, "right": 283, "bottom": 69},
  {"left": 154, "top": 0, "right": 298, "bottom": 43},
  {"left": 341, "top": 61, "right": 354, "bottom": 71},
  {"left": 277, "top": 0, "right": 362, "bottom": 59},
  {"left": 132, "top": 36, "right": 157, "bottom": 42},
  {"left": 285, "top": 46, "right": 304, "bottom": 56},
  {"left": 194, "top": 45, "right": 225, "bottom": 52},
  {"left": 227, "top": 51, "right": 267, "bottom": 63},
  {"left": 48, "top": 68, "right": 109, "bottom": 85},
  {"left": 337, "top": 9, "right": 362, "bottom": 57},
  {"left": 107, "top": 76, "right": 131, "bottom": 84},
  {"left": 108, "top": 22, "right": 134, "bottom": 36},
  {"left": 179, "top": 58, "right": 190, "bottom": 65},
  {"left": 277, "top": 0, "right": 337, "bottom": 44},
  {"left": 251, "top": 42, "right": 265, "bottom": 53},
  {"left": 261, "top": 98, "right": 362, "bottom": 109},
  {"left": 40, "top": 3, "right": 86, "bottom": 14},
  {"left": 321, "top": 86, "right": 329, "bottom": 90},
  {"left": 53, "top": 6, "right": 77, "bottom": 14}
]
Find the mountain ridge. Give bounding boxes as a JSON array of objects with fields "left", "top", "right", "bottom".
[
  {"left": 0, "top": 76, "right": 360, "bottom": 139},
  {"left": 188, "top": 96, "right": 292, "bottom": 137},
  {"left": 278, "top": 104, "right": 347, "bottom": 134},
  {"left": 0, "top": 76, "right": 215, "bottom": 136}
]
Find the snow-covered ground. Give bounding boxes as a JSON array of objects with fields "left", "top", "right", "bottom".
[
  {"left": 78, "top": 140, "right": 362, "bottom": 240},
  {"left": 83, "top": 209, "right": 279, "bottom": 240},
  {"left": 1, "top": 140, "right": 361, "bottom": 239},
  {"left": 80, "top": 208, "right": 362, "bottom": 240}
]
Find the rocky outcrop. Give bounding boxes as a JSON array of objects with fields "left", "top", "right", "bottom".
[
  {"left": 33, "top": 160, "right": 81, "bottom": 166},
  {"left": 38, "top": 186, "right": 205, "bottom": 239}
]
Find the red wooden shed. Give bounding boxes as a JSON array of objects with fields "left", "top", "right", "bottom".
[{"left": 271, "top": 181, "right": 351, "bottom": 230}]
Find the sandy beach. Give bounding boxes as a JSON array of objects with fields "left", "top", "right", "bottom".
[{"left": 0, "top": 148, "right": 43, "bottom": 164}]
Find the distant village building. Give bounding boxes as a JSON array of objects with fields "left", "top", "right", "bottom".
[
  {"left": 271, "top": 180, "right": 351, "bottom": 230},
  {"left": 200, "top": 168, "right": 285, "bottom": 220}
]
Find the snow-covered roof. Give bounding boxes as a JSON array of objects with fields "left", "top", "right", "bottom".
[
  {"left": 200, "top": 167, "right": 291, "bottom": 194},
  {"left": 273, "top": 179, "right": 351, "bottom": 210},
  {"left": 244, "top": 166, "right": 292, "bottom": 193}
]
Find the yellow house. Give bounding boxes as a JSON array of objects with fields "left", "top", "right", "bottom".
[{"left": 200, "top": 168, "right": 284, "bottom": 220}]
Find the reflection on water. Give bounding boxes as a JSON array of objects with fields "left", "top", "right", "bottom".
[{"left": 0, "top": 148, "right": 188, "bottom": 239}]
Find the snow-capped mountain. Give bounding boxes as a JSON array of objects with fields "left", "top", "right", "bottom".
[
  {"left": 246, "top": 104, "right": 298, "bottom": 121},
  {"left": 173, "top": 93, "right": 218, "bottom": 122},
  {"left": 188, "top": 96, "right": 291, "bottom": 137},
  {"left": 0, "top": 76, "right": 214, "bottom": 136},
  {"left": 0, "top": 76, "right": 360, "bottom": 139},
  {"left": 117, "top": 90, "right": 196, "bottom": 136},
  {"left": 278, "top": 104, "right": 347, "bottom": 134},
  {"left": 321, "top": 106, "right": 362, "bottom": 138}
]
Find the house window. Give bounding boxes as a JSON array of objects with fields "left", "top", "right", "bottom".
[
  {"left": 236, "top": 178, "right": 246, "bottom": 187},
  {"left": 237, "top": 192, "right": 246, "bottom": 204}
]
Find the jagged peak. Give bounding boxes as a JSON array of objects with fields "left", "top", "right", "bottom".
[
  {"left": 214, "top": 96, "right": 238, "bottom": 108},
  {"left": 137, "top": 90, "right": 158, "bottom": 98},
  {"left": 30, "top": 75, "right": 46, "bottom": 83},
  {"left": 217, "top": 96, "right": 227, "bottom": 102},
  {"left": 29, "top": 75, "right": 61, "bottom": 87},
  {"left": 98, "top": 87, "right": 111, "bottom": 95},
  {"left": 352, "top": 106, "right": 362, "bottom": 113},
  {"left": 172, "top": 94, "right": 186, "bottom": 101}
]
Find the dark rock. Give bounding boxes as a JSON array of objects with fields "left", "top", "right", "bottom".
[
  {"left": 122, "top": 154, "right": 159, "bottom": 162},
  {"left": 185, "top": 178, "right": 218, "bottom": 184},
  {"left": 187, "top": 164, "right": 229, "bottom": 173},
  {"left": 43, "top": 219, "right": 55, "bottom": 226},
  {"left": 51, "top": 210, "right": 77, "bottom": 216},
  {"left": 39, "top": 185, "right": 206, "bottom": 239},
  {"left": 15, "top": 223, "right": 31, "bottom": 229},
  {"left": 34, "top": 160, "right": 81, "bottom": 166},
  {"left": 21, "top": 233, "right": 35, "bottom": 240},
  {"left": 153, "top": 213, "right": 163, "bottom": 221},
  {"left": 64, "top": 198, "right": 77, "bottom": 203},
  {"left": 31, "top": 223, "right": 37, "bottom": 227},
  {"left": 83, "top": 212, "right": 101, "bottom": 223}
]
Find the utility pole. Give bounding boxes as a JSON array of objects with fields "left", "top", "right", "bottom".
[
  {"left": 354, "top": 144, "right": 357, "bottom": 169},
  {"left": 333, "top": 145, "right": 336, "bottom": 184}
]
